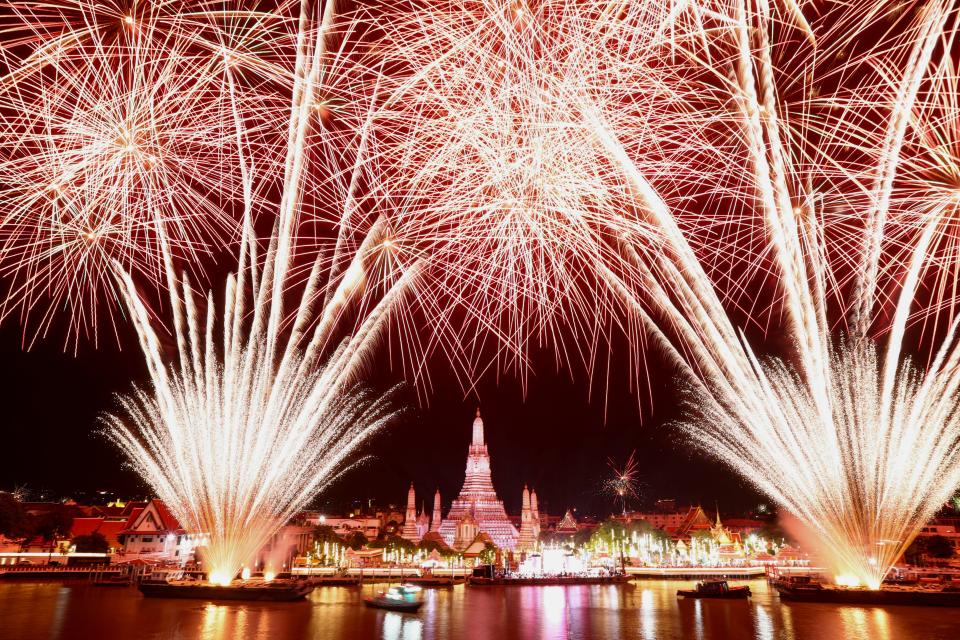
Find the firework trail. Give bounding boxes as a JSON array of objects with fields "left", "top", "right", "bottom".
[
  {"left": 103, "top": 0, "right": 415, "bottom": 584},
  {"left": 341, "top": 0, "right": 692, "bottom": 392}
]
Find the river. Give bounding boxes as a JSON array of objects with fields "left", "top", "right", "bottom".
[{"left": 2, "top": 579, "right": 959, "bottom": 639}]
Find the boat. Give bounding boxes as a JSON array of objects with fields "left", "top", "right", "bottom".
[
  {"left": 139, "top": 577, "right": 314, "bottom": 602},
  {"left": 677, "top": 580, "right": 751, "bottom": 599},
  {"left": 363, "top": 584, "right": 424, "bottom": 612},
  {"left": 775, "top": 581, "right": 960, "bottom": 607}
]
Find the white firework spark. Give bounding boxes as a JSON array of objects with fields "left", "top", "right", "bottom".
[
  {"left": 0, "top": 1, "right": 297, "bottom": 348},
  {"left": 102, "top": 0, "right": 415, "bottom": 585},
  {"left": 363, "top": 0, "right": 960, "bottom": 588}
]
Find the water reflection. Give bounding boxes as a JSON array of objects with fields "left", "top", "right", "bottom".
[
  {"left": 383, "top": 612, "right": 423, "bottom": 640},
  {"left": 639, "top": 588, "right": 657, "bottom": 640},
  {"left": 839, "top": 606, "right": 891, "bottom": 640},
  {"left": 1, "top": 580, "right": 959, "bottom": 640},
  {"left": 201, "top": 603, "right": 228, "bottom": 640},
  {"left": 541, "top": 586, "right": 567, "bottom": 639},
  {"left": 753, "top": 603, "right": 774, "bottom": 640}
]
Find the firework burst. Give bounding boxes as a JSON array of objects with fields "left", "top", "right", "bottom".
[
  {"left": 601, "top": 450, "right": 642, "bottom": 515},
  {"left": 0, "top": 1, "right": 297, "bottom": 348}
]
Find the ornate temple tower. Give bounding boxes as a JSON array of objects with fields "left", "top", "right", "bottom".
[
  {"left": 438, "top": 409, "right": 519, "bottom": 550},
  {"left": 416, "top": 503, "right": 431, "bottom": 541},
  {"left": 401, "top": 482, "right": 421, "bottom": 543},
  {"left": 430, "top": 489, "right": 442, "bottom": 532},
  {"left": 530, "top": 489, "right": 541, "bottom": 540},
  {"left": 517, "top": 485, "right": 537, "bottom": 552}
]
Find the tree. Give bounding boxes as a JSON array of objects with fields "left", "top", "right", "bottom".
[
  {"left": 71, "top": 532, "right": 109, "bottom": 553},
  {"left": 369, "top": 534, "right": 415, "bottom": 552},
  {"left": 926, "top": 535, "right": 955, "bottom": 560},
  {"left": 312, "top": 524, "right": 341, "bottom": 545},
  {"left": 903, "top": 538, "right": 924, "bottom": 565},
  {"left": 479, "top": 541, "right": 497, "bottom": 565},
  {"left": 29, "top": 509, "right": 73, "bottom": 545},
  {"left": 758, "top": 521, "right": 791, "bottom": 545},
  {"left": 0, "top": 493, "right": 28, "bottom": 540},
  {"left": 572, "top": 528, "right": 593, "bottom": 546},
  {"left": 345, "top": 531, "right": 368, "bottom": 550},
  {"left": 418, "top": 538, "right": 446, "bottom": 554}
]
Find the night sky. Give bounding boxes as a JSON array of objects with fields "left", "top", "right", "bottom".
[
  {"left": 0, "top": 0, "right": 779, "bottom": 520},
  {"left": 0, "top": 309, "right": 763, "bottom": 518}
]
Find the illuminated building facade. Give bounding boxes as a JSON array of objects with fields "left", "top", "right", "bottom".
[{"left": 437, "top": 410, "right": 519, "bottom": 550}]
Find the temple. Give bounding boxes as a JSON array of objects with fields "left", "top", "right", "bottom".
[
  {"left": 401, "top": 483, "right": 420, "bottom": 543},
  {"left": 430, "top": 490, "right": 442, "bottom": 532},
  {"left": 437, "top": 409, "right": 519, "bottom": 550},
  {"left": 517, "top": 485, "right": 541, "bottom": 552}
]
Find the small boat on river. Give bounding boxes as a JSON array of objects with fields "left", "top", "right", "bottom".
[
  {"left": 677, "top": 580, "right": 751, "bottom": 599},
  {"left": 364, "top": 584, "right": 424, "bottom": 612}
]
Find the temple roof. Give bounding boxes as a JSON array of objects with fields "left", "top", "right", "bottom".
[{"left": 120, "top": 499, "right": 183, "bottom": 535}]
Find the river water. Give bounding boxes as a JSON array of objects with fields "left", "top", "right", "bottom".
[{"left": 2, "top": 578, "right": 959, "bottom": 640}]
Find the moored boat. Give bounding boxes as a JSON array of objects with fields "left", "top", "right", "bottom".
[
  {"left": 363, "top": 584, "right": 424, "bottom": 612},
  {"left": 138, "top": 577, "right": 314, "bottom": 601},
  {"left": 677, "top": 580, "right": 751, "bottom": 599},
  {"left": 775, "top": 582, "right": 960, "bottom": 607}
]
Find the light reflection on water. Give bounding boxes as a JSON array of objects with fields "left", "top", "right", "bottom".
[{"left": 0, "top": 579, "right": 957, "bottom": 640}]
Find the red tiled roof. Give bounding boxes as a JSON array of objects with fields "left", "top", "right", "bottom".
[
  {"left": 120, "top": 500, "right": 184, "bottom": 535},
  {"left": 69, "top": 517, "right": 105, "bottom": 538},
  {"left": 114, "top": 502, "right": 147, "bottom": 522},
  {"left": 153, "top": 500, "right": 183, "bottom": 532},
  {"left": 122, "top": 507, "right": 145, "bottom": 531},
  {"left": 722, "top": 519, "right": 764, "bottom": 529},
  {"left": 68, "top": 517, "right": 127, "bottom": 548},
  {"left": 98, "top": 521, "right": 127, "bottom": 548}
]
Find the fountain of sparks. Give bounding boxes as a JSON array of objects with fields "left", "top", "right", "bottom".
[
  {"left": 611, "top": 0, "right": 960, "bottom": 589},
  {"left": 101, "top": 1, "right": 416, "bottom": 585},
  {"left": 364, "top": 0, "right": 960, "bottom": 588}
]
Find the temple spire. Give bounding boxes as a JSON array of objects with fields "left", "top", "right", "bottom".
[
  {"left": 401, "top": 482, "right": 420, "bottom": 542},
  {"left": 431, "top": 488, "right": 442, "bottom": 532},
  {"left": 472, "top": 407, "right": 484, "bottom": 445}
]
